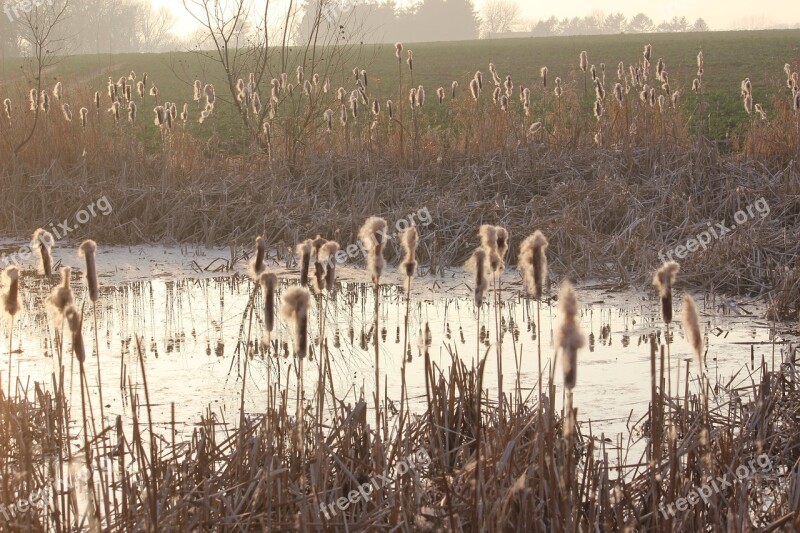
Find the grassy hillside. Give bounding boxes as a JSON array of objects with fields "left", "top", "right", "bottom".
[{"left": 1, "top": 29, "right": 799, "bottom": 145}]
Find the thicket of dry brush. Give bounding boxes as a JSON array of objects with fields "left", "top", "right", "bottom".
[{"left": 0, "top": 227, "right": 797, "bottom": 531}]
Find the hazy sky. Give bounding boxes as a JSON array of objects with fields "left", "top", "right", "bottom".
[{"left": 154, "top": 0, "right": 797, "bottom": 37}]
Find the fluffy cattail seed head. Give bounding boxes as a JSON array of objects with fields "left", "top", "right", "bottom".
[
  {"left": 2, "top": 266, "right": 20, "bottom": 319},
  {"left": 682, "top": 294, "right": 704, "bottom": 372},
  {"left": 465, "top": 248, "right": 488, "bottom": 307},
  {"left": 64, "top": 305, "right": 85, "bottom": 363},
  {"left": 401, "top": 226, "right": 418, "bottom": 284},
  {"left": 259, "top": 272, "right": 278, "bottom": 336},
  {"left": 557, "top": 281, "right": 585, "bottom": 390},
  {"left": 359, "top": 217, "right": 388, "bottom": 284},
  {"left": 280, "top": 286, "right": 311, "bottom": 358},
  {"left": 79, "top": 240, "right": 99, "bottom": 302},
  {"left": 580, "top": 51, "right": 588, "bottom": 72},
  {"left": 653, "top": 261, "right": 680, "bottom": 324},
  {"left": 296, "top": 239, "right": 312, "bottom": 286},
  {"left": 32, "top": 229, "right": 54, "bottom": 276},
  {"left": 519, "top": 231, "right": 548, "bottom": 299}
]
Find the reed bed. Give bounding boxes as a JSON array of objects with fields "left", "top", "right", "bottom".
[{"left": 0, "top": 232, "right": 797, "bottom": 531}]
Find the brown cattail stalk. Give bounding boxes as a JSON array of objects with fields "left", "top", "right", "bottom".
[
  {"left": 258, "top": 272, "right": 278, "bottom": 346},
  {"left": 249, "top": 236, "right": 267, "bottom": 280},
  {"left": 32, "top": 228, "right": 54, "bottom": 276},
  {"left": 653, "top": 261, "right": 680, "bottom": 324},
  {"left": 681, "top": 294, "right": 703, "bottom": 372},
  {"left": 519, "top": 231, "right": 548, "bottom": 299},
  {"left": 359, "top": 217, "right": 388, "bottom": 285},
  {"left": 557, "top": 280, "right": 585, "bottom": 390},
  {"left": 296, "top": 240, "right": 312, "bottom": 286},
  {"left": 465, "top": 249, "right": 488, "bottom": 307}
]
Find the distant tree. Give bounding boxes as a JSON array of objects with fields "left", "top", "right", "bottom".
[
  {"left": 530, "top": 16, "right": 558, "bottom": 36},
  {"left": 481, "top": 0, "right": 522, "bottom": 37},
  {"left": 137, "top": 5, "right": 179, "bottom": 52},
  {"left": 627, "top": 13, "right": 654, "bottom": 33},
  {"left": 604, "top": 13, "right": 627, "bottom": 34},
  {"left": 692, "top": 18, "right": 709, "bottom": 31}
]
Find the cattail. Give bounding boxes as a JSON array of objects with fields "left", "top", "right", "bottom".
[
  {"left": 46, "top": 267, "right": 73, "bottom": 319},
  {"left": 31, "top": 229, "right": 54, "bottom": 276},
  {"left": 671, "top": 91, "right": 680, "bottom": 108},
  {"left": 643, "top": 44, "right": 652, "bottom": 61},
  {"left": 339, "top": 104, "right": 348, "bottom": 126},
  {"left": 149, "top": 85, "right": 158, "bottom": 97},
  {"left": 40, "top": 92, "right": 50, "bottom": 113},
  {"left": 495, "top": 227, "right": 508, "bottom": 262},
  {"left": 303, "top": 80, "right": 313, "bottom": 96},
  {"left": 682, "top": 294, "right": 703, "bottom": 371},
  {"left": 590, "top": 64, "right": 597, "bottom": 81},
  {"left": 350, "top": 94, "right": 358, "bottom": 119},
  {"left": 649, "top": 88, "right": 656, "bottom": 106},
  {"left": 437, "top": 87, "right": 445, "bottom": 104},
  {"left": 656, "top": 58, "right": 664, "bottom": 79},
  {"left": 61, "top": 103, "right": 72, "bottom": 122},
  {"left": 204, "top": 84, "right": 216, "bottom": 107},
  {"left": 744, "top": 94, "right": 753, "bottom": 115},
  {"left": 78, "top": 240, "right": 98, "bottom": 302},
  {"left": 108, "top": 101, "right": 120, "bottom": 122},
  {"left": 135, "top": 81, "right": 144, "bottom": 99},
  {"left": 280, "top": 287, "right": 311, "bottom": 358},
  {"left": 107, "top": 79, "right": 115, "bottom": 100},
  {"left": 125, "top": 85, "right": 132, "bottom": 101},
  {"left": 252, "top": 93, "right": 262, "bottom": 115},
  {"left": 741, "top": 78, "right": 752, "bottom": 97},
  {"left": 181, "top": 103, "right": 188, "bottom": 123},
  {"left": 193, "top": 80, "right": 202, "bottom": 101},
  {"left": 3, "top": 98, "right": 10, "bottom": 120},
  {"left": 64, "top": 305, "right": 85, "bottom": 363},
  {"left": 593, "top": 131, "right": 603, "bottom": 145},
  {"left": 557, "top": 280, "right": 584, "bottom": 390},
  {"left": 595, "top": 80, "right": 605, "bottom": 100},
  {"left": 128, "top": 101, "right": 137, "bottom": 122},
  {"left": 653, "top": 261, "right": 680, "bottom": 324},
  {"left": 617, "top": 61, "right": 625, "bottom": 80},
  {"left": 470, "top": 78, "right": 480, "bottom": 100},
  {"left": 465, "top": 248, "right": 488, "bottom": 307},
  {"left": 504, "top": 75, "right": 513, "bottom": 97},
  {"left": 594, "top": 99, "right": 603, "bottom": 120},
  {"left": 540, "top": 66, "right": 548, "bottom": 88},
  {"left": 755, "top": 103, "right": 766, "bottom": 120},
  {"left": 784, "top": 63, "right": 792, "bottom": 80},
  {"left": 248, "top": 236, "right": 267, "bottom": 280},
  {"left": 479, "top": 225, "right": 502, "bottom": 272},
  {"left": 579, "top": 51, "right": 588, "bottom": 72},
  {"left": 395, "top": 42, "right": 403, "bottom": 61},
  {"left": 296, "top": 66, "right": 304, "bottom": 85},
  {"left": 492, "top": 87, "right": 501, "bottom": 105},
  {"left": 371, "top": 100, "right": 380, "bottom": 117},
  {"left": 500, "top": 94, "right": 509, "bottom": 112},
  {"left": 2, "top": 267, "right": 20, "bottom": 320},
  {"left": 295, "top": 240, "right": 312, "bottom": 286},
  {"left": 324, "top": 108, "right": 334, "bottom": 131},
  {"left": 475, "top": 71, "right": 483, "bottom": 90},
  {"left": 311, "top": 235, "right": 327, "bottom": 294},
  {"left": 692, "top": 78, "right": 701, "bottom": 93},
  {"left": 199, "top": 110, "right": 211, "bottom": 123},
  {"left": 416, "top": 85, "right": 425, "bottom": 107},
  {"left": 614, "top": 83, "right": 624, "bottom": 105},
  {"left": 29, "top": 89, "right": 37, "bottom": 111},
  {"left": 451, "top": 81, "right": 458, "bottom": 99},
  {"left": 53, "top": 82, "right": 62, "bottom": 101},
  {"left": 323, "top": 78, "right": 330, "bottom": 93},
  {"left": 79, "top": 107, "right": 88, "bottom": 128},
  {"left": 154, "top": 105, "right": 165, "bottom": 126},
  {"left": 409, "top": 88, "right": 417, "bottom": 107},
  {"left": 407, "top": 50, "right": 413, "bottom": 71},
  {"left": 662, "top": 81, "right": 671, "bottom": 95},
  {"left": 258, "top": 272, "right": 278, "bottom": 337},
  {"left": 554, "top": 77, "right": 562, "bottom": 98},
  {"left": 528, "top": 122, "right": 541, "bottom": 138},
  {"left": 319, "top": 241, "right": 340, "bottom": 292},
  {"left": 658, "top": 94, "right": 665, "bottom": 112},
  {"left": 401, "top": 226, "right": 418, "bottom": 284},
  {"left": 794, "top": 92, "right": 800, "bottom": 112},
  {"left": 359, "top": 217, "right": 388, "bottom": 284}
]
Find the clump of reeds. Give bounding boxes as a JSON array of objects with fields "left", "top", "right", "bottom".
[
  {"left": 653, "top": 261, "right": 680, "bottom": 324},
  {"left": 31, "top": 228, "right": 55, "bottom": 276},
  {"left": 280, "top": 286, "right": 310, "bottom": 358}
]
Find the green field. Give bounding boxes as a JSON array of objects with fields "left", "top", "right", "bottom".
[{"left": 2, "top": 29, "right": 799, "bottom": 144}]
